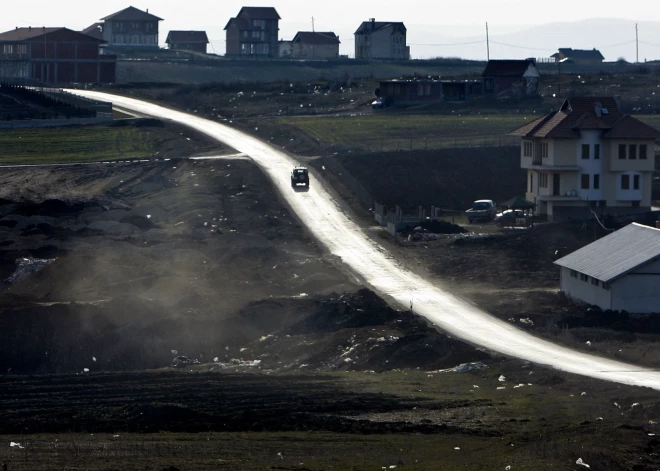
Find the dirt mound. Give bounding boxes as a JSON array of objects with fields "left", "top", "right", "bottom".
[{"left": 232, "top": 289, "right": 491, "bottom": 373}]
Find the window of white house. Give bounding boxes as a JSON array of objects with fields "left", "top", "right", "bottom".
[
  {"left": 570, "top": 270, "right": 578, "bottom": 278},
  {"left": 621, "top": 174, "right": 630, "bottom": 190},
  {"left": 541, "top": 142, "right": 548, "bottom": 158},
  {"left": 580, "top": 273, "right": 589, "bottom": 282},
  {"left": 640, "top": 144, "right": 648, "bottom": 160},
  {"left": 619, "top": 144, "right": 626, "bottom": 159},
  {"left": 425, "top": 84, "right": 431, "bottom": 95},
  {"left": 523, "top": 141, "right": 533, "bottom": 157},
  {"left": 593, "top": 174, "right": 600, "bottom": 190},
  {"left": 629, "top": 144, "right": 637, "bottom": 160},
  {"left": 418, "top": 84, "right": 424, "bottom": 96},
  {"left": 591, "top": 278, "right": 600, "bottom": 286},
  {"left": 594, "top": 144, "right": 600, "bottom": 159},
  {"left": 539, "top": 172, "right": 548, "bottom": 188},
  {"left": 633, "top": 174, "right": 640, "bottom": 190},
  {"left": 602, "top": 282, "right": 611, "bottom": 291},
  {"left": 243, "top": 31, "right": 248, "bottom": 38},
  {"left": 581, "top": 174, "right": 590, "bottom": 189},
  {"left": 581, "top": 144, "right": 589, "bottom": 159}
]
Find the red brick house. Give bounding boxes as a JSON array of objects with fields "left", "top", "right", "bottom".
[
  {"left": 0, "top": 27, "right": 116, "bottom": 84},
  {"left": 482, "top": 59, "right": 540, "bottom": 98},
  {"left": 224, "top": 7, "right": 280, "bottom": 57},
  {"left": 165, "top": 31, "right": 209, "bottom": 54}
]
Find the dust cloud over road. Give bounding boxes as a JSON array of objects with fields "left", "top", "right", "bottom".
[{"left": 73, "top": 90, "right": 660, "bottom": 390}]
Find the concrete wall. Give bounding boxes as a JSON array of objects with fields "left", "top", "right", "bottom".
[
  {"left": 611, "top": 261, "right": 660, "bottom": 313},
  {"left": 294, "top": 42, "right": 338, "bottom": 59},
  {"left": 560, "top": 267, "right": 612, "bottom": 309}
]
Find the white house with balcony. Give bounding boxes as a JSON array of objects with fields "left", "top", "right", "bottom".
[
  {"left": 509, "top": 97, "right": 660, "bottom": 221},
  {"left": 555, "top": 223, "right": 660, "bottom": 313}
]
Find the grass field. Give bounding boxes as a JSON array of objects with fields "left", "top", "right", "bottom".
[
  {"left": 277, "top": 113, "right": 660, "bottom": 153},
  {"left": 0, "top": 126, "right": 157, "bottom": 165},
  {"left": 0, "top": 121, "right": 225, "bottom": 165}
]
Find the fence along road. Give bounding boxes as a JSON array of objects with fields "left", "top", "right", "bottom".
[{"left": 72, "top": 90, "right": 660, "bottom": 390}]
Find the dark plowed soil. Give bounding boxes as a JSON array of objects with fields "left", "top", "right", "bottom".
[{"left": 0, "top": 372, "right": 496, "bottom": 435}]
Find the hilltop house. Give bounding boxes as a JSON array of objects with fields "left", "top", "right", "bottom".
[
  {"left": 0, "top": 27, "right": 116, "bottom": 83},
  {"left": 89, "top": 6, "right": 162, "bottom": 48},
  {"left": 290, "top": 32, "right": 339, "bottom": 59},
  {"left": 509, "top": 96, "right": 660, "bottom": 221},
  {"left": 555, "top": 223, "right": 660, "bottom": 313},
  {"left": 224, "top": 7, "right": 280, "bottom": 57},
  {"left": 166, "top": 31, "right": 209, "bottom": 54},
  {"left": 482, "top": 59, "right": 540, "bottom": 97},
  {"left": 552, "top": 48, "right": 604, "bottom": 64},
  {"left": 354, "top": 19, "right": 408, "bottom": 60}
]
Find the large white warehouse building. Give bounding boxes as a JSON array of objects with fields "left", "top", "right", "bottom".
[{"left": 554, "top": 223, "right": 660, "bottom": 313}]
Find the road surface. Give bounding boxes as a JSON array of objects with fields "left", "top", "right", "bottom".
[{"left": 73, "top": 90, "right": 660, "bottom": 390}]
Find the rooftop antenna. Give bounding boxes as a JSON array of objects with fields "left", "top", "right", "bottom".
[
  {"left": 311, "top": 16, "right": 315, "bottom": 33},
  {"left": 486, "top": 22, "right": 490, "bottom": 60}
]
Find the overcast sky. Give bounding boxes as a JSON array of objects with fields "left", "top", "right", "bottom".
[{"left": 1, "top": 1, "right": 658, "bottom": 59}]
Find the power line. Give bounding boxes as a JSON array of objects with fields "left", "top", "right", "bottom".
[{"left": 488, "top": 40, "right": 553, "bottom": 52}]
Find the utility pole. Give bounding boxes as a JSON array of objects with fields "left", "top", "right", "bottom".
[
  {"left": 486, "top": 22, "right": 490, "bottom": 60},
  {"left": 636, "top": 23, "right": 639, "bottom": 63}
]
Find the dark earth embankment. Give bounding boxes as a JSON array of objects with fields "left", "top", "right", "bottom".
[{"left": 313, "top": 146, "right": 525, "bottom": 212}]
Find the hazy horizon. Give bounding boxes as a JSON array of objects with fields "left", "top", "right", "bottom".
[{"left": 2, "top": 1, "right": 659, "bottom": 60}]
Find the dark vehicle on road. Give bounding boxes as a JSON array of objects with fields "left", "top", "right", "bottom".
[{"left": 291, "top": 167, "right": 310, "bottom": 188}]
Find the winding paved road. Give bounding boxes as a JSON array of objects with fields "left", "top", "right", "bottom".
[{"left": 73, "top": 90, "right": 660, "bottom": 390}]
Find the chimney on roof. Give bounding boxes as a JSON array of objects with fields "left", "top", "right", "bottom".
[{"left": 595, "top": 101, "right": 602, "bottom": 117}]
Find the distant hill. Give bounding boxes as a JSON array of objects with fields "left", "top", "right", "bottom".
[{"left": 404, "top": 18, "right": 660, "bottom": 62}]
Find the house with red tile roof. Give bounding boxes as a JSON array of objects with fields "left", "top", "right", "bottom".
[
  {"left": 224, "top": 7, "right": 280, "bottom": 57},
  {"left": 509, "top": 96, "right": 660, "bottom": 221}
]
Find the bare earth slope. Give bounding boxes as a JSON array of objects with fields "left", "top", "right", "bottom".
[{"left": 71, "top": 90, "right": 660, "bottom": 390}]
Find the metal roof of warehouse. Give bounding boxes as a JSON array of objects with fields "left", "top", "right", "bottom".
[{"left": 554, "top": 223, "right": 660, "bottom": 282}]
